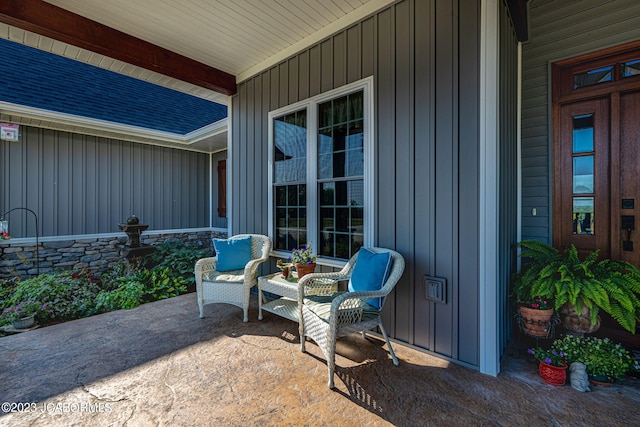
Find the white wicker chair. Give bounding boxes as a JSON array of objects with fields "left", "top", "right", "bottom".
[
  {"left": 194, "top": 234, "right": 272, "bottom": 322},
  {"left": 298, "top": 247, "right": 406, "bottom": 388}
]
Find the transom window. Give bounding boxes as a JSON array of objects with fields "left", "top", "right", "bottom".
[{"left": 269, "top": 78, "right": 373, "bottom": 262}]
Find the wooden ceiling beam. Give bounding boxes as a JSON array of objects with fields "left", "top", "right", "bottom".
[{"left": 0, "top": 0, "right": 237, "bottom": 95}]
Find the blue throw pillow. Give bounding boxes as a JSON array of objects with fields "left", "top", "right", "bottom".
[
  {"left": 348, "top": 248, "right": 392, "bottom": 310},
  {"left": 213, "top": 236, "right": 252, "bottom": 272}
]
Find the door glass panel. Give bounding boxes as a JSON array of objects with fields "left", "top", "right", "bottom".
[
  {"left": 573, "top": 156, "right": 594, "bottom": 193},
  {"left": 573, "top": 197, "right": 594, "bottom": 235},
  {"left": 573, "top": 114, "right": 594, "bottom": 153},
  {"left": 573, "top": 65, "right": 614, "bottom": 89},
  {"left": 621, "top": 59, "right": 640, "bottom": 78}
]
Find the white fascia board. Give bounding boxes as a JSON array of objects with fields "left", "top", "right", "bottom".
[
  {"left": 184, "top": 118, "right": 228, "bottom": 143},
  {"left": 236, "top": 0, "right": 395, "bottom": 83},
  {"left": 0, "top": 101, "right": 227, "bottom": 146}
]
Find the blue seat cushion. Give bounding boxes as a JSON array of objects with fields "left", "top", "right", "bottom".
[
  {"left": 213, "top": 236, "right": 252, "bottom": 272},
  {"left": 347, "top": 248, "right": 392, "bottom": 310}
]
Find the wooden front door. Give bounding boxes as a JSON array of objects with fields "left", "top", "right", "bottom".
[{"left": 553, "top": 41, "right": 640, "bottom": 266}]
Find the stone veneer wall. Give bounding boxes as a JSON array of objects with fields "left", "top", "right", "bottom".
[{"left": 0, "top": 229, "right": 227, "bottom": 280}]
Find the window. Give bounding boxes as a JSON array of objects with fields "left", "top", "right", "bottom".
[
  {"left": 217, "top": 159, "right": 227, "bottom": 218},
  {"left": 269, "top": 78, "right": 373, "bottom": 262}
]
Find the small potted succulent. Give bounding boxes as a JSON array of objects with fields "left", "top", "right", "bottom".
[
  {"left": 276, "top": 259, "right": 294, "bottom": 279},
  {"left": 291, "top": 243, "right": 317, "bottom": 279},
  {"left": 1, "top": 299, "right": 51, "bottom": 329},
  {"left": 528, "top": 347, "right": 568, "bottom": 386},
  {"left": 552, "top": 334, "right": 640, "bottom": 385}
]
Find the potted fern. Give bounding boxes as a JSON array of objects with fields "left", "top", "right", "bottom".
[{"left": 512, "top": 240, "right": 640, "bottom": 334}]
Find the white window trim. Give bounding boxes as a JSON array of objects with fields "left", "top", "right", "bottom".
[{"left": 268, "top": 76, "right": 375, "bottom": 266}]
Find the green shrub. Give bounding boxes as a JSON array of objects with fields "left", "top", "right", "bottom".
[
  {"left": 95, "top": 279, "right": 145, "bottom": 311},
  {"left": 3, "top": 269, "right": 102, "bottom": 324},
  {"left": 145, "top": 240, "right": 212, "bottom": 290},
  {"left": 95, "top": 266, "right": 188, "bottom": 312}
]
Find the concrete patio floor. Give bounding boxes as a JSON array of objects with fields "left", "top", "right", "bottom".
[{"left": 1, "top": 292, "right": 639, "bottom": 426}]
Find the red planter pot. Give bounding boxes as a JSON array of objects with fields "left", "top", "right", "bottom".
[{"left": 538, "top": 360, "right": 568, "bottom": 386}]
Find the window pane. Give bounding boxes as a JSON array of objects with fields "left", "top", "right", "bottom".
[
  {"left": 573, "top": 114, "right": 594, "bottom": 153},
  {"left": 349, "top": 91, "right": 364, "bottom": 120},
  {"left": 573, "top": 156, "right": 594, "bottom": 194},
  {"left": 333, "top": 95, "right": 348, "bottom": 125},
  {"left": 274, "top": 109, "right": 306, "bottom": 184},
  {"left": 621, "top": 59, "right": 640, "bottom": 78},
  {"left": 335, "top": 234, "right": 350, "bottom": 259},
  {"left": 347, "top": 120, "right": 364, "bottom": 150},
  {"left": 573, "top": 65, "right": 613, "bottom": 89},
  {"left": 320, "top": 182, "right": 334, "bottom": 205},
  {"left": 573, "top": 197, "right": 594, "bottom": 235},
  {"left": 349, "top": 181, "right": 364, "bottom": 206},
  {"left": 319, "top": 101, "right": 332, "bottom": 128},
  {"left": 273, "top": 183, "right": 306, "bottom": 251}
]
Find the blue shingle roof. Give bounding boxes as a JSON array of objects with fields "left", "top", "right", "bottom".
[{"left": 0, "top": 38, "right": 227, "bottom": 134}]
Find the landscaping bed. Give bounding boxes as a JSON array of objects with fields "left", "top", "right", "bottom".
[{"left": 0, "top": 240, "right": 212, "bottom": 334}]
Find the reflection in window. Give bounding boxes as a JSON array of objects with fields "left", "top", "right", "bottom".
[
  {"left": 273, "top": 109, "right": 307, "bottom": 250},
  {"left": 573, "top": 65, "right": 613, "bottom": 89},
  {"left": 318, "top": 90, "right": 364, "bottom": 259},
  {"left": 621, "top": 59, "right": 640, "bottom": 78},
  {"left": 573, "top": 156, "right": 594, "bottom": 194},
  {"left": 572, "top": 114, "right": 594, "bottom": 153},
  {"left": 573, "top": 197, "right": 594, "bottom": 235}
]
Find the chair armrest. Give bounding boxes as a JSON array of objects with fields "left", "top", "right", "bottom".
[
  {"left": 297, "top": 271, "right": 349, "bottom": 304},
  {"left": 195, "top": 257, "right": 218, "bottom": 277},
  {"left": 243, "top": 255, "right": 270, "bottom": 284},
  {"left": 329, "top": 291, "right": 385, "bottom": 326}
]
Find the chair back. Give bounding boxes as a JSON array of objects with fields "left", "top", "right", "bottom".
[
  {"left": 229, "top": 233, "right": 272, "bottom": 262},
  {"left": 347, "top": 247, "right": 406, "bottom": 301}
]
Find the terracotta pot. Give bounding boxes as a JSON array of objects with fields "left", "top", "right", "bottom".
[
  {"left": 538, "top": 359, "right": 568, "bottom": 386},
  {"left": 518, "top": 306, "right": 554, "bottom": 337},
  {"left": 559, "top": 301, "right": 600, "bottom": 335},
  {"left": 295, "top": 263, "right": 316, "bottom": 279}
]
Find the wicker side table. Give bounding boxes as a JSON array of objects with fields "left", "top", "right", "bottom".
[{"left": 258, "top": 272, "right": 337, "bottom": 322}]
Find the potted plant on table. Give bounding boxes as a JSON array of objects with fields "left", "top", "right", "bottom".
[
  {"left": 528, "top": 347, "right": 568, "bottom": 386},
  {"left": 512, "top": 240, "right": 640, "bottom": 334},
  {"left": 291, "top": 243, "right": 317, "bottom": 279},
  {"left": 552, "top": 335, "right": 640, "bottom": 385}
]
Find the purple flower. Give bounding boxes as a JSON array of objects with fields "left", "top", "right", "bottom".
[
  {"left": 544, "top": 357, "right": 552, "bottom": 365},
  {"left": 527, "top": 348, "right": 534, "bottom": 355}
]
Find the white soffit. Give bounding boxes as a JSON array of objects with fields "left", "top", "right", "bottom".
[{"left": 43, "top": 0, "right": 395, "bottom": 84}]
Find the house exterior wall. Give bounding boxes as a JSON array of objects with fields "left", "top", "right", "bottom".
[
  {"left": 1, "top": 125, "right": 211, "bottom": 237},
  {"left": 521, "top": 0, "right": 640, "bottom": 242},
  {"left": 229, "top": 0, "right": 518, "bottom": 369}
]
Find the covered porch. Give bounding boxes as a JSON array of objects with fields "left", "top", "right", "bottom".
[{"left": 2, "top": 292, "right": 639, "bottom": 426}]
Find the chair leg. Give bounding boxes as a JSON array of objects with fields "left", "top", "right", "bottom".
[
  {"left": 379, "top": 321, "right": 399, "bottom": 366},
  {"left": 242, "top": 307, "right": 248, "bottom": 323},
  {"left": 299, "top": 321, "right": 306, "bottom": 352},
  {"left": 198, "top": 301, "right": 204, "bottom": 319},
  {"left": 327, "top": 344, "right": 337, "bottom": 388}
]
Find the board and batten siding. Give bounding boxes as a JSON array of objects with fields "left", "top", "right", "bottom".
[
  {"left": 232, "top": 0, "right": 486, "bottom": 368},
  {"left": 521, "top": 0, "right": 640, "bottom": 243},
  {"left": 1, "top": 125, "right": 211, "bottom": 237}
]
